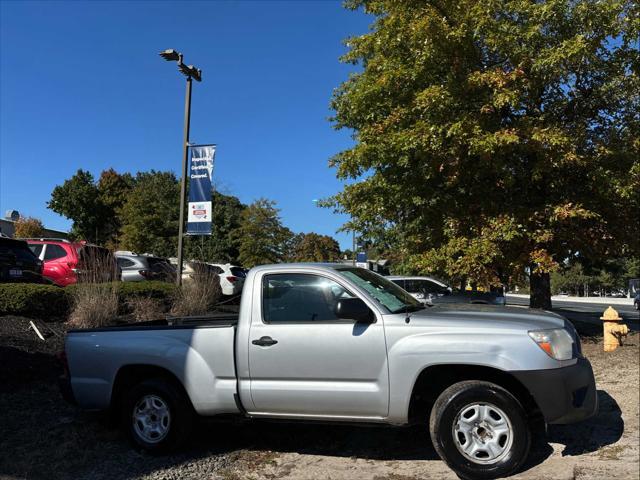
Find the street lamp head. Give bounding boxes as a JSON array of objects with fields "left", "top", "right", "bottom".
[
  {"left": 178, "top": 63, "right": 202, "bottom": 82},
  {"left": 159, "top": 49, "right": 181, "bottom": 62}
]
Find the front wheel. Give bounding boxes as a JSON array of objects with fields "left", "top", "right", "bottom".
[
  {"left": 121, "top": 377, "right": 194, "bottom": 453},
  {"left": 429, "top": 380, "right": 531, "bottom": 480}
]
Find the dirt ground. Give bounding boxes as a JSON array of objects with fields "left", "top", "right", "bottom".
[{"left": 1, "top": 315, "right": 638, "bottom": 480}]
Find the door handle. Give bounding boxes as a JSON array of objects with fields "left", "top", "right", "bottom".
[{"left": 252, "top": 336, "right": 278, "bottom": 347}]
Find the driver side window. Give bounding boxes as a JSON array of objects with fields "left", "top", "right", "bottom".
[{"left": 262, "top": 273, "right": 354, "bottom": 323}]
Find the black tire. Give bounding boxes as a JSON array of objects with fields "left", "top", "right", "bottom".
[
  {"left": 121, "top": 377, "right": 194, "bottom": 453},
  {"left": 429, "top": 380, "right": 531, "bottom": 480}
]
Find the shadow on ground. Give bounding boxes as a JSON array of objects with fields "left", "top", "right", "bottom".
[{"left": 547, "top": 390, "right": 624, "bottom": 456}]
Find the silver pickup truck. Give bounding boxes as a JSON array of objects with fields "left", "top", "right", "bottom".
[{"left": 60, "top": 264, "right": 597, "bottom": 480}]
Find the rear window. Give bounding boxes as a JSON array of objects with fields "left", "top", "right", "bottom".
[
  {"left": 0, "top": 242, "right": 38, "bottom": 262},
  {"left": 117, "top": 257, "right": 136, "bottom": 268},
  {"left": 44, "top": 244, "right": 67, "bottom": 261},
  {"left": 231, "top": 267, "right": 246, "bottom": 278}
]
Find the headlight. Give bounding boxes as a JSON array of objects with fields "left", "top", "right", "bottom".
[{"left": 528, "top": 328, "right": 574, "bottom": 360}]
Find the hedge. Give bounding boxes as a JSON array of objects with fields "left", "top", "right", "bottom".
[
  {"left": 0, "top": 284, "right": 70, "bottom": 320},
  {"left": 0, "top": 281, "right": 178, "bottom": 321}
]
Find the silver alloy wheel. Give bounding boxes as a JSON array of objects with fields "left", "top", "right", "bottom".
[
  {"left": 452, "top": 402, "right": 513, "bottom": 465},
  {"left": 132, "top": 394, "right": 171, "bottom": 444}
]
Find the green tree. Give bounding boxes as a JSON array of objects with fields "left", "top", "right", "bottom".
[
  {"left": 234, "top": 199, "right": 293, "bottom": 268},
  {"left": 184, "top": 191, "right": 246, "bottom": 263},
  {"left": 48, "top": 169, "right": 105, "bottom": 242},
  {"left": 119, "top": 171, "right": 180, "bottom": 257},
  {"left": 330, "top": 0, "right": 639, "bottom": 308},
  {"left": 290, "top": 232, "right": 342, "bottom": 262},
  {"left": 97, "top": 168, "right": 135, "bottom": 248},
  {"left": 13, "top": 216, "right": 45, "bottom": 238}
]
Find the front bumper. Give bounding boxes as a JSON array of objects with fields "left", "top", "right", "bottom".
[{"left": 513, "top": 357, "right": 598, "bottom": 424}]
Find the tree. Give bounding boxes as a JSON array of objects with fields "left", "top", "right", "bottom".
[
  {"left": 97, "top": 168, "right": 135, "bottom": 248},
  {"left": 48, "top": 170, "right": 105, "bottom": 242},
  {"left": 184, "top": 191, "right": 246, "bottom": 263},
  {"left": 234, "top": 199, "right": 293, "bottom": 268},
  {"left": 330, "top": 0, "right": 639, "bottom": 308},
  {"left": 48, "top": 168, "right": 134, "bottom": 246},
  {"left": 290, "top": 232, "right": 342, "bottom": 262},
  {"left": 119, "top": 171, "right": 180, "bottom": 257},
  {"left": 13, "top": 216, "right": 44, "bottom": 238}
]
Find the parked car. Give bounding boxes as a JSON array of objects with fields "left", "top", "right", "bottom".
[
  {"left": 207, "top": 263, "right": 246, "bottom": 296},
  {"left": 116, "top": 251, "right": 176, "bottom": 283},
  {"left": 634, "top": 293, "right": 639, "bottom": 310},
  {"left": 0, "top": 237, "right": 44, "bottom": 283},
  {"left": 387, "top": 275, "right": 506, "bottom": 306},
  {"left": 25, "top": 238, "right": 119, "bottom": 286},
  {"left": 61, "top": 264, "right": 596, "bottom": 480}
]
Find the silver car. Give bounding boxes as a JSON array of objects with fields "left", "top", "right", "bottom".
[
  {"left": 388, "top": 275, "right": 506, "bottom": 306},
  {"left": 115, "top": 251, "right": 175, "bottom": 282}
]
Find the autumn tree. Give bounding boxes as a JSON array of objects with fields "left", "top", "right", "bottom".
[
  {"left": 234, "top": 199, "right": 293, "bottom": 268},
  {"left": 13, "top": 216, "right": 45, "bottom": 238},
  {"left": 330, "top": 0, "right": 639, "bottom": 308},
  {"left": 290, "top": 232, "right": 342, "bottom": 262}
]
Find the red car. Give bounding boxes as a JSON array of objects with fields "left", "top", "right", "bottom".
[{"left": 25, "top": 238, "right": 119, "bottom": 287}]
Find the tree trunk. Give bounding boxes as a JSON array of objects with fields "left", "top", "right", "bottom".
[{"left": 530, "top": 270, "right": 552, "bottom": 309}]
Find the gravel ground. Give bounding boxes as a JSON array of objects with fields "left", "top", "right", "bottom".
[{"left": 1, "top": 315, "right": 638, "bottom": 480}]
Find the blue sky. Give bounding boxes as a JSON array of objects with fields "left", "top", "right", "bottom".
[{"left": 0, "top": 0, "right": 371, "bottom": 249}]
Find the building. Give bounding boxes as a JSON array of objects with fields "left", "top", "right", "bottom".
[{"left": 0, "top": 210, "right": 69, "bottom": 239}]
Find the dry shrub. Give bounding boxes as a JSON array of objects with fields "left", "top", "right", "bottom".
[
  {"left": 67, "top": 247, "right": 120, "bottom": 328},
  {"left": 171, "top": 263, "right": 222, "bottom": 317},
  {"left": 127, "top": 297, "right": 166, "bottom": 322}
]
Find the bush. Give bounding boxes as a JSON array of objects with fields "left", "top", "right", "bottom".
[
  {"left": 0, "top": 280, "right": 178, "bottom": 323},
  {"left": 127, "top": 297, "right": 166, "bottom": 322},
  {"left": 0, "top": 283, "right": 70, "bottom": 320},
  {"left": 171, "top": 271, "right": 222, "bottom": 317},
  {"left": 68, "top": 282, "right": 119, "bottom": 329}
]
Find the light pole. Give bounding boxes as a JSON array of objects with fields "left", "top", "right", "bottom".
[{"left": 159, "top": 49, "right": 202, "bottom": 286}]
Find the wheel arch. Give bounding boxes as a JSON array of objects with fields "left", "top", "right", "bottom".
[
  {"left": 110, "top": 364, "right": 194, "bottom": 412},
  {"left": 407, "top": 364, "right": 542, "bottom": 426}
]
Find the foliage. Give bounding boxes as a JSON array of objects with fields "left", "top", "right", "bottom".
[
  {"left": 97, "top": 168, "right": 135, "bottom": 248},
  {"left": 48, "top": 170, "right": 105, "bottom": 242},
  {"left": 48, "top": 169, "right": 134, "bottom": 246},
  {"left": 184, "top": 191, "right": 246, "bottom": 263},
  {"left": 234, "top": 199, "right": 293, "bottom": 268},
  {"left": 0, "top": 284, "right": 69, "bottom": 320},
  {"left": 289, "top": 232, "right": 341, "bottom": 262},
  {"left": 171, "top": 270, "right": 222, "bottom": 316},
  {"left": 330, "top": 0, "right": 639, "bottom": 307},
  {"left": 551, "top": 256, "right": 640, "bottom": 295},
  {"left": 119, "top": 171, "right": 180, "bottom": 258},
  {"left": 13, "top": 217, "right": 45, "bottom": 239}
]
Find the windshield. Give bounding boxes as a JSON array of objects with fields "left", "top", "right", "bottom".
[{"left": 337, "top": 267, "right": 424, "bottom": 313}]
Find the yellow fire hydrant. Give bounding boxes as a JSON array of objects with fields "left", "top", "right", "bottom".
[{"left": 601, "top": 306, "right": 629, "bottom": 352}]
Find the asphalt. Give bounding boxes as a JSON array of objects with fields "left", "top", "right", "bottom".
[{"left": 506, "top": 296, "right": 640, "bottom": 335}]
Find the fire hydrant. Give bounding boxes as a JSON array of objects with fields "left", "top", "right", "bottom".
[{"left": 601, "top": 306, "right": 629, "bottom": 352}]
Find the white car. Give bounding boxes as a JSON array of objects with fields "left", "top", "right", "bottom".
[{"left": 208, "top": 263, "right": 246, "bottom": 296}]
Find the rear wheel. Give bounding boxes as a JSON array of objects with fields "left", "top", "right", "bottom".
[
  {"left": 121, "top": 377, "right": 193, "bottom": 453},
  {"left": 429, "top": 381, "right": 531, "bottom": 480}
]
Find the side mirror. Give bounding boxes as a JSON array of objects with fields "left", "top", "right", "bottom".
[{"left": 335, "top": 298, "right": 374, "bottom": 323}]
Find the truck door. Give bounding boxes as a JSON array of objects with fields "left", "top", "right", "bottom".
[{"left": 247, "top": 272, "right": 389, "bottom": 419}]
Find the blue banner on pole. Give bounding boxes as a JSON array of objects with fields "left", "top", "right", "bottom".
[{"left": 186, "top": 145, "right": 216, "bottom": 235}]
